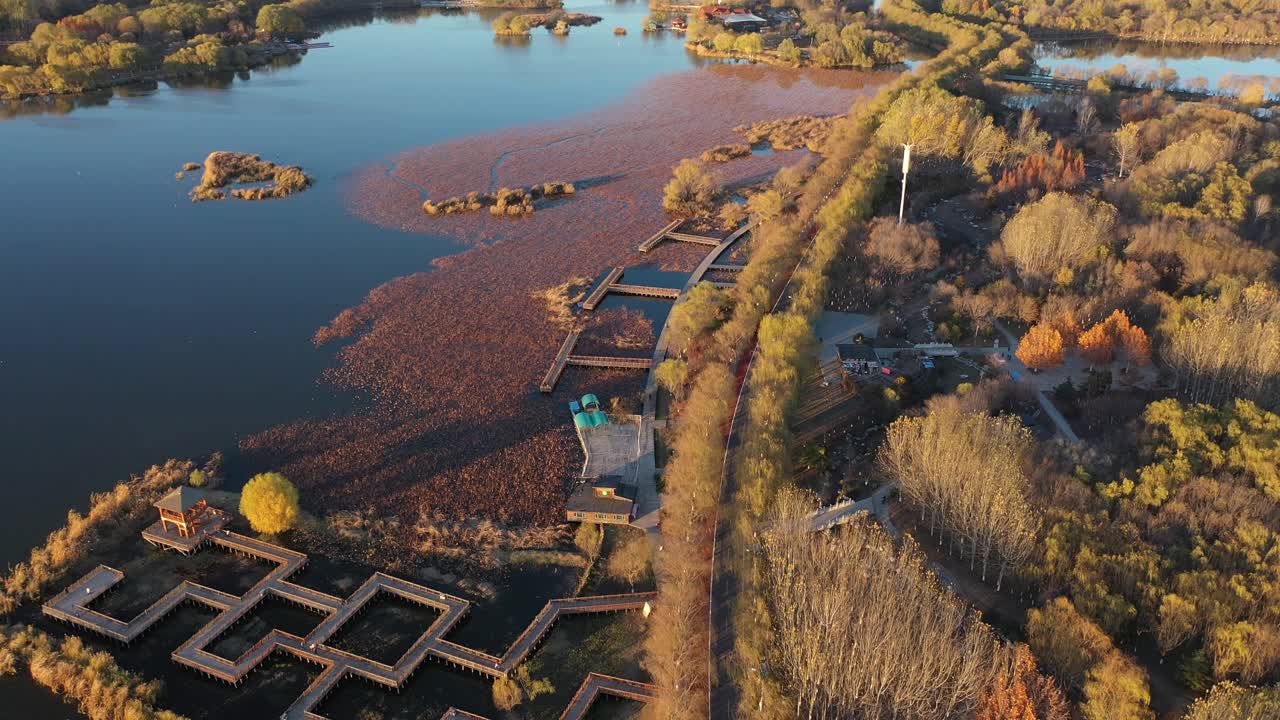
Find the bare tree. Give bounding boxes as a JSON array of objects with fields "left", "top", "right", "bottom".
[
  {"left": 760, "top": 491, "right": 1011, "bottom": 720},
  {"left": 880, "top": 404, "right": 1038, "bottom": 589}
]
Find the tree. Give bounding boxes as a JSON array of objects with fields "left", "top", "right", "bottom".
[
  {"left": 256, "top": 5, "right": 303, "bottom": 37},
  {"left": 655, "top": 358, "right": 689, "bottom": 397},
  {"left": 1112, "top": 123, "right": 1140, "bottom": 178},
  {"left": 1078, "top": 321, "right": 1115, "bottom": 365},
  {"left": 239, "top": 472, "right": 300, "bottom": 534},
  {"left": 881, "top": 404, "right": 1037, "bottom": 589},
  {"left": 747, "top": 189, "right": 784, "bottom": 220},
  {"left": 607, "top": 532, "right": 651, "bottom": 587},
  {"left": 1026, "top": 597, "right": 1114, "bottom": 692},
  {"left": 574, "top": 521, "right": 601, "bottom": 555},
  {"left": 777, "top": 37, "right": 800, "bottom": 64},
  {"left": 1017, "top": 323, "right": 1065, "bottom": 369},
  {"left": 996, "top": 193, "right": 1116, "bottom": 282},
  {"left": 733, "top": 32, "right": 762, "bottom": 55},
  {"left": 1184, "top": 681, "right": 1280, "bottom": 720},
  {"left": 662, "top": 159, "right": 719, "bottom": 217},
  {"left": 976, "top": 644, "right": 1070, "bottom": 720},
  {"left": 666, "top": 282, "right": 728, "bottom": 352},
  {"left": 762, "top": 492, "right": 1010, "bottom": 720},
  {"left": 188, "top": 469, "right": 208, "bottom": 488},
  {"left": 713, "top": 31, "right": 736, "bottom": 52},
  {"left": 1081, "top": 651, "right": 1154, "bottom": 720},
  {"left": 864, "top": 217, "right": 940, "bottom": 277},
  {"left": 492, "top": 676, "right": 523, "bottom": 710}
]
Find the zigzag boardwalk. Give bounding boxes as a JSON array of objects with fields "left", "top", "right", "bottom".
[{"left": 44, "top": 527, "right": 655, "bottom": 720}]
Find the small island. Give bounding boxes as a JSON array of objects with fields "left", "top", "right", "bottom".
[
  {"left": 422, "top": 181, "right": 575, "bottom": 216},
  {"left": 186, "top": 151, "right": 313, "bottom": 202}
]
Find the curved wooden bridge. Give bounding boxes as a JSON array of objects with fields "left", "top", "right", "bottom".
[{"left": 44, "top": 528, "right": 656, "bottom": 720}]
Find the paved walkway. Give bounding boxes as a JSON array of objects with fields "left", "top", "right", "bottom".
[{"left": 44, "top": 528, "right": 656, "bottom": 720}]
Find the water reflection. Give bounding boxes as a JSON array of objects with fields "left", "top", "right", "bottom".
[{"left": 1035, "top": 39, "right": 1280, "bottom": 97}]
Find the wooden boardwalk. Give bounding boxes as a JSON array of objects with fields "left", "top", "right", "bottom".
[
  {"left": 707, "top": 263, "right": 745, "bottom": 272},
  {"left": 665, "top": 230, "right": 723, "bottom": 247},
  {"left": 436, "top": 673, "right": 656, "bottom": 720},
  {"left": 608, "top": 283, "right": 680, "bottom": 300},
  {"left": 637, "top": 219, "right": 683, "bottom": 252},
  {"left": 44, "top": 529, "right": 655, "bottom": 720},
  {"left": 541, "top": 330, "right": 653, "bottom": 393},
  {"left": 582, "top": 267, "right": 625, "bottom": 311},
  {"left": 567, "top": 355, "right": 652, "bottom": 370},
  {"left": 540, "top": 330, "right": 582, "bottom": 392}
]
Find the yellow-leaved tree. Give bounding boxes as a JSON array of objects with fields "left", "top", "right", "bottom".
[{"left": 239, "top": 472, "right": 300, "bottom": 534}]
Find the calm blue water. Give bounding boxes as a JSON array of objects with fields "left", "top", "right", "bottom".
[
  {"left": 0, "top": 3, "right": 694, "bottom": 570},
  {"left": 1035, "top": 39, "right": 1280, "bottom": 95},
  {"left": 0, "top": 7, "right": 699, "bottom": 714}
]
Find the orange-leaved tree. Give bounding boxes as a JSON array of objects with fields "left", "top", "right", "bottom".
[
  {"left": 1017, "top": 323, "right": 1065, "bottom": 369},
  {"left": 977, "top": 644, "right": 1071, "bottom": 720},
  {"left": 1078, "top": 322, "right": 1115, "bottom": 366}
]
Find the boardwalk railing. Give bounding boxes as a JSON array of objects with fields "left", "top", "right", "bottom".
[{"left": 44, "top": 531, "right": 657, "bottom": 720}]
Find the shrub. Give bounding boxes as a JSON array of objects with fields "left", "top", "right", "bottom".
[
  {"left": 733, "top": 32, "right": 763, "bottom": 55},
  {"left": 662, "top": 159, "right": 719, "bottom": 217},
  {"left": 492, "top": 675, "right": 523, "bottom": 710},
  {"left": 239, "top": 472, "right": 300, "bottom": 534},
  {"left": 574, "top": 521, "right": 601, "bottom": 556},
  {"left": 188, "top": 469, "right": 208, "bottom": 487}
]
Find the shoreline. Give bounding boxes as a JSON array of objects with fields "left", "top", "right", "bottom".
[{"left": 244, "top": 64, "right": 897, "bottom": 529}]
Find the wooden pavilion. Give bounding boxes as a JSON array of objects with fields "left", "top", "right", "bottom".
[{"left": 154, "top": 487, "right": 212, "bottom": 538}]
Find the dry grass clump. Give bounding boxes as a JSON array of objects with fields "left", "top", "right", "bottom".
[
  {"left": 422, "top": 181, "right": 576, "bottom": 217},
  {"left": 0, "top": 459, "right": 194, "bottom": 615},
  {"left": 534, "top": 276, "right": 592, "bottom": 329},
  {"left": 0, "top": 626, "right": 185, "bottom": 720},
  {"left": 188, "top": 151, "right": 313, "bottom": 202},
  {"left": 700, "top": 143, "right": 752, "bottom": 163},
  {"left": 735, "top": 115, "right": 835, "bottom": 152}
]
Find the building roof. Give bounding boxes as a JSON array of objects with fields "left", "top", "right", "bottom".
[
  {"left": 154, "top": 486, "right": 207, "bottom": 514},
  {"left": 595, "top": 476, "right": 624, "bottom": 490},
  {"left": 573, "top": 410, "right": 610, "bottom": 429},
  {"left": 721, "top": 12, "right": 766, "bottom": 24},
  {"left": 566, "top": 480, "right": 636, "bottom": 515},
  {"left": 837, "top": 343, "right": 879, "bottom": 363}
]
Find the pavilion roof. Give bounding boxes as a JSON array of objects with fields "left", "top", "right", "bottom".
[{"left": 155, "top": 486, "right": 206, "bottom": 514}]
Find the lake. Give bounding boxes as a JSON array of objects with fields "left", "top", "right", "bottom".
[
  {"left": 0, "top": 0, "right": 702, "bottom": 573},
  {"left": 0, "top": 4, "right": 700, "bottom": 714},
  {"left": 1034, "top": 38, "right": 1280, "bottom": 96}
]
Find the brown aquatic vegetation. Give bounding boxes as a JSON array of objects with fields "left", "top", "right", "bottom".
[
  {"left": 735, "top": 114, "right": 836, "bottom": 151},
  {"left": 242, "top": 66, "right": 894, "bottom": 528},
  {"left": 423, "top": 181, "right": 576, "bottom": 217},
  {"left": 188, "top": 151, "right": 313, "bottom": 202}
]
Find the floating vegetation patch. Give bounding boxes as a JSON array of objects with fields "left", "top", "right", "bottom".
[
  {"left": 735, "top": 115, "right": 835, "bottom": 152},
  {"left": 699, "top": 143, "right": 752, "bottom": 163},
  {"left": 422, "top": 181, "right": 576, "bottom": 217},
  {"left": 186, "top": 151, "right": 313, "bottom": 202}
]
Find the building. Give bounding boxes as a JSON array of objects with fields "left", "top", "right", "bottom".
[
  {"left": 720, "top": 12, "right": 767, "bottom": 32},
  {"left": 566, "top": 476, "right": 636, "bottom": 524},
  {"left": 153, "top": 487, "right": 214, "bottom": 538},
  {"left": 837, "top": 342, "right": 881, "bottom": 375}
]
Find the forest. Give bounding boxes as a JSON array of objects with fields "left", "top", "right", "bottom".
[
  {"left": 942, "top": 0, "right": 1280, "bottom": 45},
  {"left": 640, "top": 0, "right": 1280, "bottom": 717}
]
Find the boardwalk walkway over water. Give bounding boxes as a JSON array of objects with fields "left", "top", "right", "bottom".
[
  {"left": 437, "top": 673, "right": 657, "bottom": 720},
  {"left": 540, "top": 330, "right": 653, "bottom": 393},
  {"left": 707, "top": 263, "right": 745, "bottom": 272},
  {"left": 45, "top": 527, "right": 655, "bottom": 720}
]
